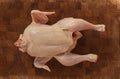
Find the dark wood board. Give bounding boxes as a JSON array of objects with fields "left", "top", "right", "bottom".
[{"left": 0, "top": 0, "right": 119, "bottom": 79}]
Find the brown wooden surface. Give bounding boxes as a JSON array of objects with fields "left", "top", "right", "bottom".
[{"left": 0, "top": 0, "right": 120, "bottom": 79}]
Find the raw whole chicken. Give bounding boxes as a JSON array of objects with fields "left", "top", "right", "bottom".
[{"left": 14, "top": 10, "right": 105, "bottom": 72}]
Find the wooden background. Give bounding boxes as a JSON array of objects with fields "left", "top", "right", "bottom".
[{"left": 0, "top": 0, "right": 119, "bottom": 79}]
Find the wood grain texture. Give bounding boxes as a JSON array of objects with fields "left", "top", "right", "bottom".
[{"left": 0, "top": 0, "right": 119, "bottom": 79}]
